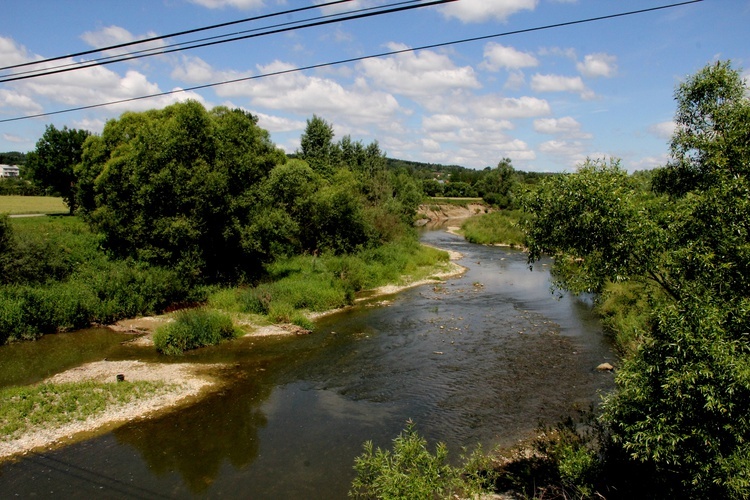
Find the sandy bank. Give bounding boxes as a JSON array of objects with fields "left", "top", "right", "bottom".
[{"left": 0, "top": 360, "right": 224, "bottom": 462}]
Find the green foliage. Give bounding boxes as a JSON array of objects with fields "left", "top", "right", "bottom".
[
  {"left": 153, "top": 308, "right": 241, "bottom": 356},
  {"left": 596, "top": 281, "right": 662, "bottom": 356},
  {"left": 81, "top": 101, "right": 286, "bottom": 282},
  {"left": 299, "top": 114, "right": 336, "bottom": 178},
  {"left": 522, "top": 61, "right": 750, "bottom": 497},
  {"left": 522, "top": 157, "right": 668, "bottom": 295},
  {"left": 25, "top": 124, "right": 90, "bottom": 213},
  {"left": 460, "top": 210, "right": 526, "bottom": 247},
  {"left": 0, "top": 216, "right": 194, "bottom": 344},
  {"left": 210, "top": 238, "right": 449, "bottom": 325},
  {"left": 0, "top": 380, "right": 172, "bottom": 441},
  {"left": 442, "top": 181, "right": 476, "bottom": 198},
  {"left": 349, "top": 421, "right": 494, "bottom": 499},
  {"left": 603, "top": 293, "right": 750, "bottom": 498},
  {"left": 475, "top": 158, "right": 519, "bottom": 208},
  {"left": 0, "top": 177, "right": 42, "bottom": 196},
  {"left": 653, "top": 60, "right": 750, "bottom": 197}
]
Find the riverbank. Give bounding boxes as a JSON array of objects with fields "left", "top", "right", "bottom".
[
  {"left": 0, "top": 244, "right": 466, "bottom": 463},
  {"left": 0, "top": 360, "right": 224, "bottom": 462}
]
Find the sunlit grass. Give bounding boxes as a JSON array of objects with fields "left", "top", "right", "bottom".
[
  {"left": 0, "top": 196, "right": 68, "bottom": 215},
  {"left": 0, "top": 380, "right": 173, "bottom": 441},
  {"left": 208, "top": 239, "right": 451, "bottom": 328},
  {"left": 460, "top": 210, "right": 526, "bottom": 247}
]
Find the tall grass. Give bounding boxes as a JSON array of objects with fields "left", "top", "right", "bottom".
[
  {"left": 153, "top": 308, "right": 241, "bottom": 356},
  {"left": 209, "top": 238, "right": 450, "bottom": 326},
  {"left": 460, "top": 210, "right": 526, "bottom": 247},
  {"left": 596, "top": 280, "right": 666, "bottom": 356}
]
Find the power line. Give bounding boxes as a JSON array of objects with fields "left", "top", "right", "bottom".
[
  {"left": 0, "top": 0, "right": 352, "bottom": 72},
  {"left": 0, "top": 0, "right": 704, "bottom": 125},
  {"left": 0, "top": 0, "right": 432, "bottom": 83}
]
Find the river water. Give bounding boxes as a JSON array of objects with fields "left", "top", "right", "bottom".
[{"left": 0, "top": 228, "right": 616, "bottom": 499}]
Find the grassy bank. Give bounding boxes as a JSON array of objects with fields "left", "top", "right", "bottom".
[
  {"left": 1, "top": 216, "right": 198, "bottom": 344},
  {"left": 0, "top": 380, "right": 173, "bottom": 442},
  {"left": 208, "top": 238, "right": 451, "bottom": 327},
  {"left": 0, "top": 196, "right": 68, "bottom": 215},
  {"left": 460, "top": 210, "right": 526, "bottom": 247},
  {"left": 1, "top": 214, "right": 452, "bottom": 347}
]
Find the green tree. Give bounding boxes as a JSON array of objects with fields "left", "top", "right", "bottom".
[
  {"left": 475, "top": 157, "right": 519, "bottom": 208},
  {"left": 522, "top": 158, "right": 671, "bottom": 295},
  {"left": 25, "top": 125, "right": 91, "bottom": 213},
  {"left": 522, "top": 61, "right": 750, "bottom": 497},
  {"left": 83, "top": 101, "right": 285, "bottom": 282},
  {"left": 653, "top": 60, "right": 750, "bottom": 196},
  {"left": 299, "top": 114, "right": 336, "bottom": 178}
]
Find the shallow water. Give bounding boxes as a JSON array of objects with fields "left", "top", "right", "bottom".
[{"left": 0, "top": 229, "right": 616, "bottom": 499}]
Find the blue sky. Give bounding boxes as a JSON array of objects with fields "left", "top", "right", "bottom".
[{"left": 0, "top": 0, "right": 747, "bottom": 172}]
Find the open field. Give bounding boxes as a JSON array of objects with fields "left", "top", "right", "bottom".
[{"left": 0, "top": 196, "right": 68, "bottom": 215}]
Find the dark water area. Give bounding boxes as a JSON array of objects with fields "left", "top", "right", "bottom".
[{"left": 0, "top": 229, "right": 616, "bottom": 499}]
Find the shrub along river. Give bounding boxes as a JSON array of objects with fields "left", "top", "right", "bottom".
[{"left": 0, "top": 227, "right": 616, "bottom": 498}]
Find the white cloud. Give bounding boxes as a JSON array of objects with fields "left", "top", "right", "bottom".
[
  {"left": 440, "top": 0, "right": 538, "bottom": 23},
  {"left": 471, "top": 95, "right": 551, "bottom": 119},
  {"left": 223, "top": 69, "right": 402, "bottom": 126},
  {"left": 533, "top": 117, "right": 591, "bottom": 139},
  {"left": 0, "top": 89, "right": 43, "bottom": 113},
  {"left": 2, "top": 133, "right": 26, "bottom": 143},
  {"left": 172, "top": 56, "right": 237, "bottom": 84},
  {"left": 254, "top": 112, "right": 306, "bottom": 133},
  {"left": 631, "top": 154, "right": 669, "bottom": 171},
  {"left": 649, "top": 121, "right": 676, "bottom": 140},
  {"left": 504, "top": 71, "right": 526, "bottom": 90},
  {"left": 188, "top": 0, "right": 264, "bottom": 9},
  {"left": 481, "top": 43, "right": 538, "bottom": 71},
  {"left": 531, "top": 74, "right": 595, "bottom": 99},
  {"left": 539, "top": 139, "right": 586, "bottom": 157},
  {"left": 80, "top": 26, "right": 165, "bottom": 59},
  {"left": 360, "top": 44, "right": 480, "bottom": 98},
  {"left": 421, "top": 138, "right": 441, "bottom": 152},
  {"left": 422, "top": 114, "right": 469, "bottom": 132},
  {"left": 0, "top": 36, "right": 34, "bottom": 68},
  {"left": 577, "top": 53, "right": 617, "bottom": 78},
  {"left": 72, "top": 117, "right": 107, "bottom": 134}
]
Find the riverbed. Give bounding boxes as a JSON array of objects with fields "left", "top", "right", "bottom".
[{"left": 0, "top": 228, "right": 616, "bottom": 498}]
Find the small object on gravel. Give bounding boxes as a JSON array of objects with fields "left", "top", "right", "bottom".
[
  {"left": 596, "top": 363, "right": 614, "bottom": 372},
  {"left": 116, "top": 374, "right": 125, "bottom": 382}
]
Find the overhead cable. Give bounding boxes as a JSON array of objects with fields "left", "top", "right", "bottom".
[
  {"left": 0, "top": 0, "right": 352, "bottom": 72},
  {"left": 0, "top": 0, "right": 428, "bottom": 82},
  {"left": 0, "top": 0, "right": 704, "bottom": 124}
]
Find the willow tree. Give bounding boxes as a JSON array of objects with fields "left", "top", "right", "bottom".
[{"left": 77, "top": 101, "right": 286, "bottom": 282}]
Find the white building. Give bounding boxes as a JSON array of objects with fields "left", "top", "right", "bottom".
[{"left": 0, "top": 164, "right": 20, "bottom": 178}]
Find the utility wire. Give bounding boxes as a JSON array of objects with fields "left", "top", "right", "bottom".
[
  {"left": 1, "top": 0, "right": 426, "bottom": 81},
  {"left": 0, "top": 0, "right": 454, "bottom": 83},
  {"left": 0, "top": 0, "right": 352, "bottom": 72},
  {"left": 0, "top": 0, "right": 704, "bottom": 124}
]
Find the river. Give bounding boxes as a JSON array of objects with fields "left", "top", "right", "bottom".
[{"left": 0, "top": 228, "right": 616, "bottom": 498}]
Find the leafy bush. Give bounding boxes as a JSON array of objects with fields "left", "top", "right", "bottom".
[
  {"left": 350, "top": 421, "right": 495, "bottom": 499},
  {"left": 153, "top": 308, "right": 241, "bottom": 356}
]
